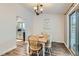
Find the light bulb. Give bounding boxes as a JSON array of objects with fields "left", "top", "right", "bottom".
[
  {"left": 40, "top": 8, "right": 43, "bottom": 11},
  {"left": 34, "top": 7, "right": 37, "bottom": 10}
]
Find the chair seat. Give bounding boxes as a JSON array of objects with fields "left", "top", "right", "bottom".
[{"left": 30, "top": 44, "right": 42, "bottom": 51}]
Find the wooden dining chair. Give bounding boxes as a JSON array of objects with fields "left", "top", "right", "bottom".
[{"left": 28, "top": 35, "right": 42, "bottom": 56}]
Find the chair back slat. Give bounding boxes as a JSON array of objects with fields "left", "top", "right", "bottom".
[{"left": 28, "top": 35, "right": 39, "bottom": 49}]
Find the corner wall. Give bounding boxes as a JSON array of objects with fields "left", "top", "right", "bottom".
[{"left": 0, "top": 4, "right": 16, "bottom": 55}]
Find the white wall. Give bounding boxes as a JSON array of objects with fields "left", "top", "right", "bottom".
[
  {"left": 0, "top": 4, "right": 16, "bottom": 55},
  {"left": 64, "top": 15, "right": 67, "bottom": 44},
  {"left": 32, "top": 14, "right": 65, "bottom": 43}
]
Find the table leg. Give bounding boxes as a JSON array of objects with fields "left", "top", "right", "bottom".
[
  {"left": 42, "top": 43, "right": 45, "bottom": 56},
  {"left": 26, "top": 41, "right": 29, "bottom": 56}
]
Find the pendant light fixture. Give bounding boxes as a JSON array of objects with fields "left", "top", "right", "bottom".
[{"left": 33, "top": 4, "right": 43, "bottom": 15}]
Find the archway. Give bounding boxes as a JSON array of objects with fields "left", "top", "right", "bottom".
[{"left": 16, "top": 16, "right": 26, "bottom": 44}]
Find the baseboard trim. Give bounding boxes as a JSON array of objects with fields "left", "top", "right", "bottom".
[
  {"left": 53, "top": 41, "right": 64, "bottom": 44},
  {"left": 0, "top": 46, "right": 16, "bottom": 56},
  {"left": 64, "top": 42, "right": 74, "bottom": 56}
]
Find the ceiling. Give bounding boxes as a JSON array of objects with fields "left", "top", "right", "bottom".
[{"left": 23, "top": 3, "right": 72, "bottom": 14}]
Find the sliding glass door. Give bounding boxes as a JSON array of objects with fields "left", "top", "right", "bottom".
[{"left": 69, "top": 10, "right": 79, "bottom": 55}]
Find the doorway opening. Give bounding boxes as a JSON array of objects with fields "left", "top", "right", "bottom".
[{"left": 16, "top": 16, "right": 26, "bottom": 47}]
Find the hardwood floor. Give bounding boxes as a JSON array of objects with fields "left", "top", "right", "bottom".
[
  {"left": 51, "top": 42, "right": 72, "bottom": 56},
  {"left": 2, "top": 40, "right": 72, "bottom": 56}
]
